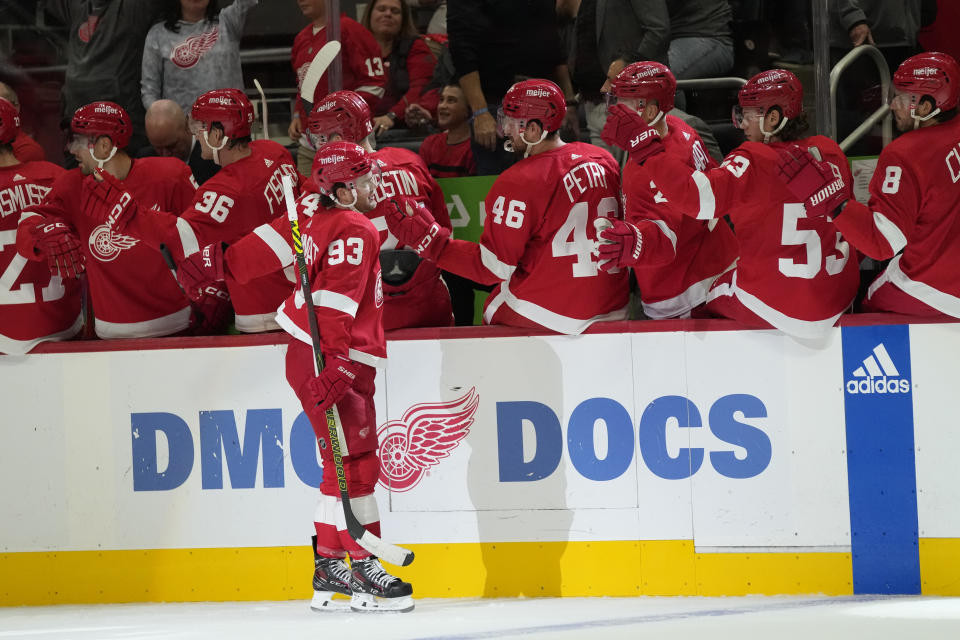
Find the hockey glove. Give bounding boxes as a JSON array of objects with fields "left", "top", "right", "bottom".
[
  {"left": 82, "top": 169, "right": 139, "bottom": 231},
  {"left": 384, "top": 196, "right": 450, "bottom": 261},
  {"left": 305, "top": 355, "right": 362, "bottom": 413},
  {"left": 597, "top": 220, "right": 643, "bottom": 271},
  {"left": 189, "top": 285, "right": 233, "bottom": 335},
  {"left": 601, "top": 104, "right": 665, "bottom": 165},
  {"left": 177, "top": 242, "right": 226, "bottom": 301},
  {"left": 16, "top": 218, "right": 85, "bottom": 278},
  {"left": 775, "top": 145, "right": 850, "bottom": 218}
]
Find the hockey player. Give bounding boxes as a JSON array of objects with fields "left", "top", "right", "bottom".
[
  {"left": 825, "top": 52, "right": 960, "bottom": 317},
  {"left": 82, "top": 89, "right": 301, "bottom": 333},
  {"left": 288, "top": 0, "right": 386, "bottom": 174},
  {"left": 17, "top": 101, "right": 197, "bottom": 339},
  {"left": 595, "top": 62, "right": 738, "bottom": 319},
  {"left": 0, "top": 98, "right": 81, "bottom": 353},
  {"left": 280, "top": 141, "right": 413, "bottom": 612},
  {"left": 602, "top": 69, "right": 859, "bottom": 339},
  {"left": 174, "top": 90, "right": 453, "bottom": 330},
  {"left": 385, "top": 79, "right": 629, "bottom": 334}
]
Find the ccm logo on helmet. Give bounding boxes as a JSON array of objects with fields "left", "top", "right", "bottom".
[{"left": 525, "top": 88, "right": 552, "bottom": 98}]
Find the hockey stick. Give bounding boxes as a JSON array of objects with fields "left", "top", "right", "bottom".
[
  {"left": 281, "top": 175, "right": 415, "bottom": 567},
  {"left": 300, "top": 40, "right": 342, "bottom": 116},
  {"left": 253, "top": 79, "right": 269, "bottom": 141}
]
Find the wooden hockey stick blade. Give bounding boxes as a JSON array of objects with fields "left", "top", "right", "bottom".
[
  {"left": 300, "top": 40, "right": 341, "bottom": 115},
  {"left": 253, "top": 79, "right": 269, "bottom": 141}
]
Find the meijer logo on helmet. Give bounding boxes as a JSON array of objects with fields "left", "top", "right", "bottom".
[
  {"left": 210, "top": 97, "right": 233, "bottom": 106},
  {"left": 526, "top": 88, "right": 552, "bottom": 98},
  {"left": 320, "top": 154, "right": 346, "bottom": 165}
]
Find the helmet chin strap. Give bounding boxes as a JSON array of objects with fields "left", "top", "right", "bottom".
[
  {"left": 87, "top": 145, "right": 117, "bottom": 170},
  {"left": 332, "top": 187, "right": 361, "bottom": 212},
  {"left": 910, "top": 106, "right": 940, "bottom": 129},
  {"left": 648, "top": 110, "right": 665, "bottom": 128},
  {"left": 760, "top": 114, "right": 789, "bottom": 144},
  {"left": 503, "top": 127, "right": 549, "bottom": 158},
  {"left": 202, "top": 129, "right": 230, "bottom": 166}
]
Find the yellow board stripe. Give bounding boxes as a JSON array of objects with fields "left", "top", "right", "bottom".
[{"left": 8, "top": 538, "right": 960, "bottom": 606}]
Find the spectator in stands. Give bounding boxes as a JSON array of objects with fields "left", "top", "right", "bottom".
[
  {"left": 287, "top": 0, "right": 385, "bottom": 175},
  {"left": 447, "top": 0, "right": 579, "bottom": 175},
  {"left": 831, "top": 0, "right": 922, "bottom": 71},
  {"left": 571, "top": 0, "right": 669, "bottom": 161},
  {"left": 44, "top": 0, "right": 167, "bottom": 155},
  {"left": 138, "top": 99, "right": 219, "bottom": 184},
  {"left": 361, "top": 0, "right": 437, "bottom": 137},
  {"left": 141, "top": 0, "right": 259, "bottom": 114},
  {"left": 418, "top": 83, "right": 475, "bottom": 178},
  {"left": 408, "top": 0, "right": 447, "bottom": 35},
  {"left": 0, "top": 82, "right": 45, "bottom": 162},
  {"left": 666, "top": 0, "right": 735, "bottom": 81}
]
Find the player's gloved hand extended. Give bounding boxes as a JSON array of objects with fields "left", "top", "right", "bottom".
[
  {"left": 597, "top": 219, "right": 643, "bottom": 271},
  {"left": 82, "top": 169, "right": 138, "bottom": 231},
  {"left": 601, "top": 104, "right": 665, "bottom": 165},
  {"left": 177, "top": 242, "right": 226, "bottom": 301},
  {"left": 384, "top": 195, "right": 450, "bottom": 261},
  {"left": 16, "top": 218, "right": 85, "bottom": 278},
  {"left": 305, "top": 355, "right": 362, "bottom": 413},
  {"left": 775, "top": 144, "right": 851, "bottom": 218}
]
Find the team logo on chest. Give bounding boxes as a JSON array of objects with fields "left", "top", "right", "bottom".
[
  {"left": 87, "top": 198, "right": 153, "bottom": 262},
  {"left": 171, "top": 27, "right": 220, "bottom": 69}
]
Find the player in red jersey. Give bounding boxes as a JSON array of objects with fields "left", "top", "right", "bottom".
[
  {"left": 0, "top": 98, "right": 81, "bottom": 353},
  {"left": 0, "top": 83, "right": 45, "bottom": 163},
  {"left": 386, "top": 79, "right": 629, "bottom": 334},
  {"left": 176, "top": 90, "right": 453, "bottom": 330},
  {"left": 825, "top": 52, "right": 960, "bottom": 317},
  {"left": 418, "top": 83, "right": 476, "bottom": 179},
  {"left": 602, "top": 69, "right": 859, "bottom": 339},
  {"left": 17, "top": 101, "right": 196, "bottom": 339},
  {"left": 83, "top": 89, "right": 301, "bottom": 333},
  {"left": 595, "top": 62, "right": 738, "bottom": 319},
  {"left": 280, "top": 141, "right": 413, "bottom": 613},
  {"left": 288, "top": 0, "right": 386, "bottom": 173}
]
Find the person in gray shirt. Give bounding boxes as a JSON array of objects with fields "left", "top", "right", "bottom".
[{"left": 141, "top": 0, "right": 258, "bottom": 114}]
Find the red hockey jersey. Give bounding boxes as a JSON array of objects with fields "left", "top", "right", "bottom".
[
  {"left": 275, "top": 204, "right": 386, "bottom": 368},
  {"left": 438, "top": 142, "right": 630, "bottom": 334},
  {"left": 21, "top": 157, "right": 195, "bottom": 338},
  {"left": 833, "top": 116, "right": 960, "bottom": 316},
  {"left": 291, "top": 15, "right": 385, "bottom": 122},
  {"left": 1, "top": 161, "right": 81, "bottom": 353},
  {"left": 624, "top": 115, "right": 737, "bottom": 318},
  {"left": 127, "top": 140, "right": 301, "bottom": 332},
  {"left": 646, "top": 135, "right": 859, "bottom": 338},
  {"left": 419, "top": 132, "right": 476, "bottom": 179},
  {"left": 370, "top": 146, "right": 450, "bottom": 249}
]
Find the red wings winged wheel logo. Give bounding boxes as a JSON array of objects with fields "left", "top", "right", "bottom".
[{"left": 377, "top": 388, "right": 479, "bottom": 492}]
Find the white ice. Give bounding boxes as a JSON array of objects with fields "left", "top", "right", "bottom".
[{"left": 1, "top": 595, "right": 959, "bottom": 640}]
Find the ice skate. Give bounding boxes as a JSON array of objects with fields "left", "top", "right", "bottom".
[
  {"left": 310, "top": 537, "right": 353, "bottom": 612},
  {"left": 349, "top": 556, "right": 414, "bottom": 613}
]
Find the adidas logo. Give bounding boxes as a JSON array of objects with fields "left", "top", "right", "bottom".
[
  {"left": 846, "top": 342, "right": 910, "bottom": 394},
  {"left": 571, "top": 153, "right": 581, "bottom": 159},
  {"left": 12, "top": 173, "right": 25, "bottom": 181},
  {"left": 264, "top": 158, "right": 274, "bottom": 167}
]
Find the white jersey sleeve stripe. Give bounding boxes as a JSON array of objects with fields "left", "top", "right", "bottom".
[
  {"left": 175, "top": 217, "right": 201, "bottom": 257},
  {"left": 356, "top": 84, "right": 386, "bottom": 98},
  {"left": 311, "top": 289, "right": 359, "bottom": 317},
  {"left": 253, "top": 223, "right": 294, "bottom": 267},
  {"left": 480, "top": 244, "right": 515, "bottom": 281},
  {"left": 648, "top": 218, "right": 678, "bottom": 251},
  {"left": 692, "top": 171, "right": 717, "bottom": 220},
  {"left": 873, "top": 211, "right": 908, "bottom": 255}
]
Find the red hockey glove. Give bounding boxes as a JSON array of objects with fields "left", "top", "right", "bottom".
[
  {"left": 601, "top": 103, "right": 665, "bottom": 165},
  {"left": 775, "top": 145, "right": 850, "bottom": 218},
  {"left": 16, "top": 218, "right": 85, "bottom": 278},
  {"left": 177, "top": 242, "right": 226, "bottom": 301},
  {"left": 384, "top": 196, "right": 450, "bottom": 261},
  {"left": 597, "top": 219, "right": 643, "bottom": 271},
  {"left": 189, "top": 284, "right": 233, "bottom": 335},
  {"left": 305, "top": 355, "right": 362, "bottom": 413},
  {"left": 82, "top": 169, "right": 139, "bottom": 231}
]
